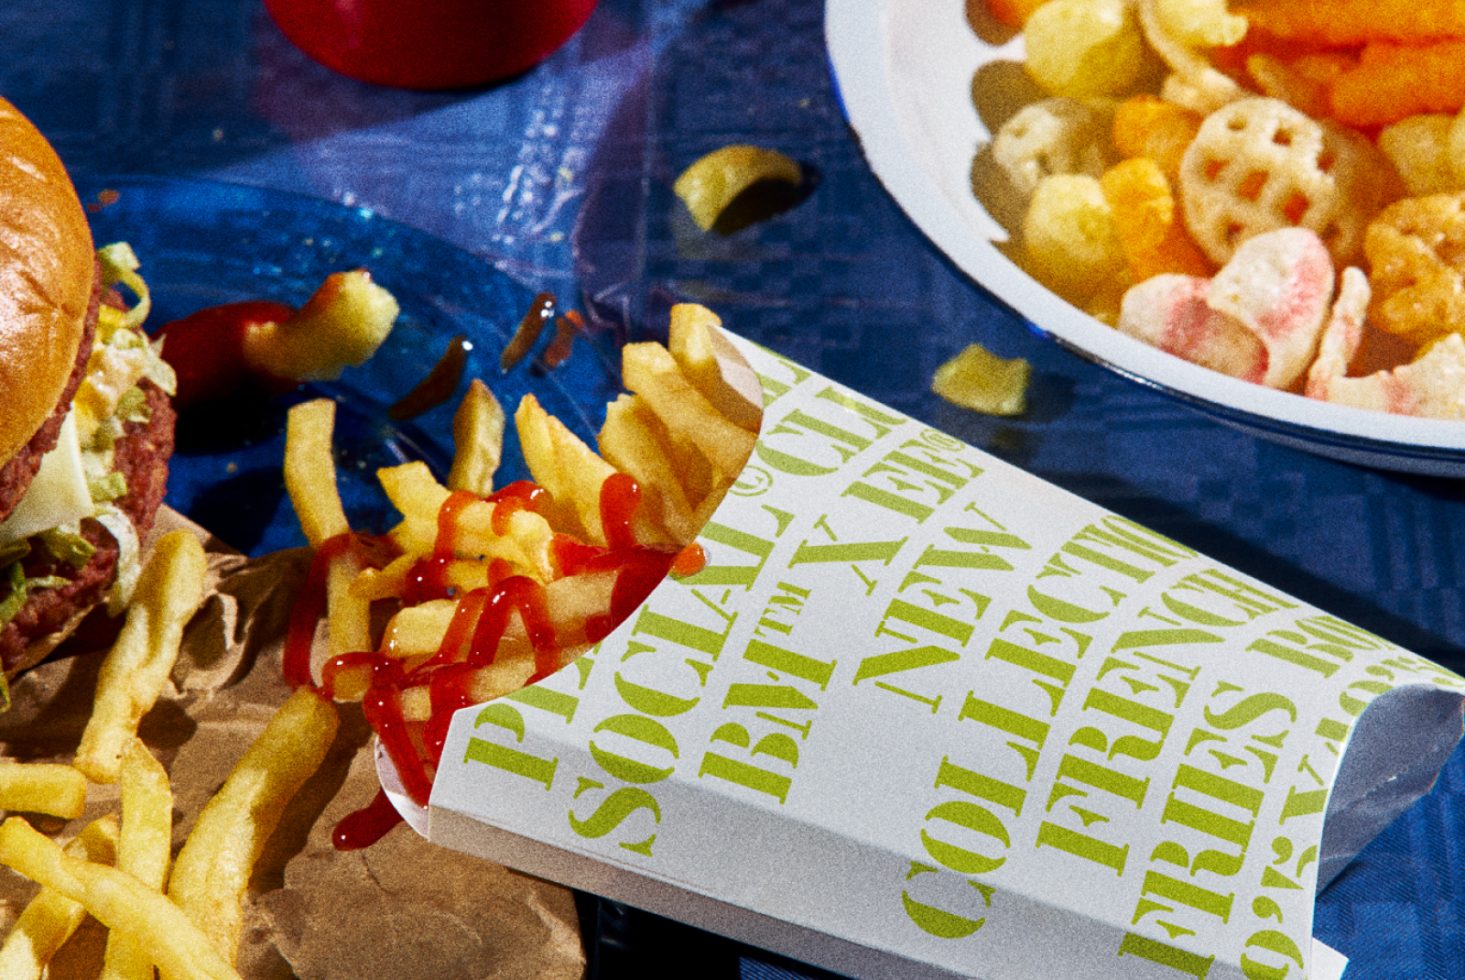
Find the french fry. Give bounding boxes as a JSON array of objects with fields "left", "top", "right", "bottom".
[
  {"left": 74, "top": 530, "right": 207, "bottom": 784},
  {"left": 284, "top": 399, "right": 372, "bottom": 658},
  {"left": 0, "top": 762, "right": 87, "bottom": 819},
  {"left": 515, "top": 393, "right": 619, "bottom": 545},
  {"left": 242, "top": 269, "right": 399, "bottom": 382},
  {"left": 169, "top": 688, "right": 338, "bottom": 964},
  {"left": 378, "top": 462, "right": 556, "bottom": 576},
  {"left": 0, "top": 817, "right": 239, "bottom": 980},
  {"left": 326, "top": 549, "right": 371, "bottom": 658},
  {"left": 666, "top": 304, "right": 764, "bottom": 432},
  {"left": 599, "top": 395, "right": 699, "bottom": 544},
  {"left": 101, "top": 739, "right": 173, "bottom": 980},
  {"left": 447, "top": 378, "right": 506, "bottom": 495},
  {"left": 0, "top": 816, "right": 117, "bottom": 980},
  {"left": 621, "top": 342, "right": 757, "bottom": 483},
  {"left": 674, "top": 145, "right": 802, "bottom": 231},
  {"left": 284, "top": 399, "right": 349, "bottom": 548}
]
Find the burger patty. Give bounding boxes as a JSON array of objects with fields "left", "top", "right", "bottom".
[
  {"left": 0, "top": 381, "right": 176, "bottom": 674},
  {"left": 0, "top": 263, "right": 103, "bottom": 522}
]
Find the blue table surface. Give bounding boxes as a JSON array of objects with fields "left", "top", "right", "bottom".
[{"left": 4, "top": 2, "right": 1463, "bottom": 977}]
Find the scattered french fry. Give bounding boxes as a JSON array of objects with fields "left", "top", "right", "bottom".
[
  {"left": 284, "top": 399, "right": 349, "bottom": 547},
  {"left": 242, "top": 269, "right": 399, "bottom": 382},
  {"left": 599, "top": 395, "right": 699, "bottom": 544},
  {"left": 674, "top": 145, "right": 802, "bottom": 231},
  {"left": 169, "top": 688, "right": 339, "bottom": 964},
  {"left": 0, "top": 762, "right": 87, "bottom": 819},
  {"left": 622, "top": 341, "right": 757, "bottom": 481},
  {"left": 516, "top": 393, "right": 620, "bottom": 545},
  {"left": 448, "top": 378, "right": 506, "bottom": 495},
  {"left": 101, "top": 739, "right": 173, "bottom": 980},
  {"left": 0, "top": 816, "right": 118, "bottom": 980},
  {"left": 0, "top": 816, "right": 239, "bottom": 980},
  {"left": 667, "top": 304, "right": 764, "bottom": 433},
  {"left": 75, "top": 530, "right": 207, "bottom": 784}
]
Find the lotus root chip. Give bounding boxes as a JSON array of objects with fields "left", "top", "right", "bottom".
[{"left": 1179, "top": 97, "right": 1396, "bottom": 265}]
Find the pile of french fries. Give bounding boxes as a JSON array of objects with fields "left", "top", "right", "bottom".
[
  {"left": 286, "top": 303, "right": 762, "bottom": 805},
  {"left": 0, "top": 531, "right": 340, "bottom": 979},
  {"left": 0, "top": 302, "right": 760, "bottom": 976}
]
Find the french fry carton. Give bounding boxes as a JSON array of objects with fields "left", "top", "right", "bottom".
[{"left": 396, "top": 330, "right": 1464, "bottom": 979}]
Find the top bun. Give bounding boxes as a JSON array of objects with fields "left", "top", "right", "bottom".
[{"left": 0, "top": 98, "right": 94, "bottom": 467}]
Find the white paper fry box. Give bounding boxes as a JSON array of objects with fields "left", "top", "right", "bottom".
[{"left": 399, "top": 332, "right": 1465, "bottom": 979}]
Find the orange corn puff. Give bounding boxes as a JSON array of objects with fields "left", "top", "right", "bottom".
[
  {"left": 1112, "top": 95, "right": 1202, "bottom": 182},
  {"left": 985, "top": 0, "right": 1049, "bottom": 28},
  {"left": 1100, "top": 158, "right": 1213, "bottom": 281},
  {"left": 1238, "top": 0, "right": 1465, "bottom": 47},
  {"left": 1331, "top": 40, "right": 1465, "bottom": 127}
]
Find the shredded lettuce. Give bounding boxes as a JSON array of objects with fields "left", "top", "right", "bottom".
[
  {"left": 94, "top": 505, "right": 140, "bottom": 615},
  {"left": 0, "top": 563, "right": 27, "bottom": 629},
  {"left": 88, "top": 472, "right": 128, "bottom": 504},
  {"left": 37, "top": 527, "right": 95, "bottom": 570},
  {"left": 97, "top": 242, "right": 151, "bottom": 335},
  {"left": 0, "top": 540, "right": 29, "bottom": 570},
  {"left": 116, "top": 386, "right": 149, "bottom": 424}
]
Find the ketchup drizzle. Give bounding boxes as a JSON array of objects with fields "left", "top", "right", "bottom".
[
  {"left": 283, "top": 533, "right": 360, "bottom": 689},
  {"left": 286, "top": 470, "right": 701, "bottom": 836},
  {"left": 333, "top": 790, "right": 404, "bottom": 851}
]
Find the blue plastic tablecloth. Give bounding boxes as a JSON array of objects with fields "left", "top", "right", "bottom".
[{"left": 3, "top": 1, "right": 1462, "bottom": 976}]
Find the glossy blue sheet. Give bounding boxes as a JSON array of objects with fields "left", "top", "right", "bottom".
[{"left": 3, "top": 1, "right": 1461, "bottom": 975}]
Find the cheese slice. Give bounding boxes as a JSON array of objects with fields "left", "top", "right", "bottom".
[{"left": 0, "top": 411, "right": 93, "bottom": 547}]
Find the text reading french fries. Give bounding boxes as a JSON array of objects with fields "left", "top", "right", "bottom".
[{"left": 280, "top": 304, "right": 761, "bottom": 814}]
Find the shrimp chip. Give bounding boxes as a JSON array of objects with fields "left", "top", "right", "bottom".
[{"left": 1308, "top": 267, "right": 1465, "bottom": 418}]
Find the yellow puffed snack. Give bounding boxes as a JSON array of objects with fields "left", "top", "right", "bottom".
[
  {"left": 1364, "top": 191, "right": 1465, "bottom": 348},
  {"left": 1024, "top": 0, "right": 1150, "bottom": 98},
  {"left": 1022, "top": 173, "right": 1128, "bottom": 302},
  {"left": 992, "top": 98, "right": 1113, "bottom": 198},
  {"left": 1155, "top": 0, "right": 1247, "bottom": 48},
  {"left": 1378, "top": 115, "right": 1461, "bottom": 197}
]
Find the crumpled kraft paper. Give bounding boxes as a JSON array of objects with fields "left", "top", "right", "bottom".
[{"left": 0, "top": 508, "right": 585, "bottom": 979}]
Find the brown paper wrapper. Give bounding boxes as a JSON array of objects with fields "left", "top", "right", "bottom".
[{"left": 0, "top": 509, "right": 585, "bottom": 978}]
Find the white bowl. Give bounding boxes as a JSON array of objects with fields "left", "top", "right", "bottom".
[{"left": 825, "top": 0, "right": 1465, "bottom": 476}]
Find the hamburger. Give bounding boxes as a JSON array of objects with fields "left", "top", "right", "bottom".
[{"left": 0, "top": 98, "right": 175, "bottom": 681}]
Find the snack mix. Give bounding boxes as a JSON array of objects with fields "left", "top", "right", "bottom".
[{"left": 983, "top": 0, "right": 1465, "bottom": 420}]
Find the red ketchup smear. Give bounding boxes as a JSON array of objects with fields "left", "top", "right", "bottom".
[
  {"left": 157, "top": 300, "right": 294, "bottom": 406},
  {"left": 333, "top": 789, "right": 404, "bottom": 851},
  {"left": 599, "top": 473, "right": 641, "bottom": 552},
  {"left": 487, "top": 481, "right": 549, "bottom": 535},
  {"left": 283, "top": 532, "right": 360, "bottom": 689},
  {"left": 672, "top": 543, "right": 706, "bottom": 578},
  {"left": 363, "top": 685, "right": 433, "bottom": 806}
]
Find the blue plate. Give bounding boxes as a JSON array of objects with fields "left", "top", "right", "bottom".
[{"left": 79, "top": 176, "right": 622, "bottom": 557}]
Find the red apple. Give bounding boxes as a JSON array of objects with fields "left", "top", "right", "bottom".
[{"left": 264, "top": 0, "right": 599, "bottom": 90}]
